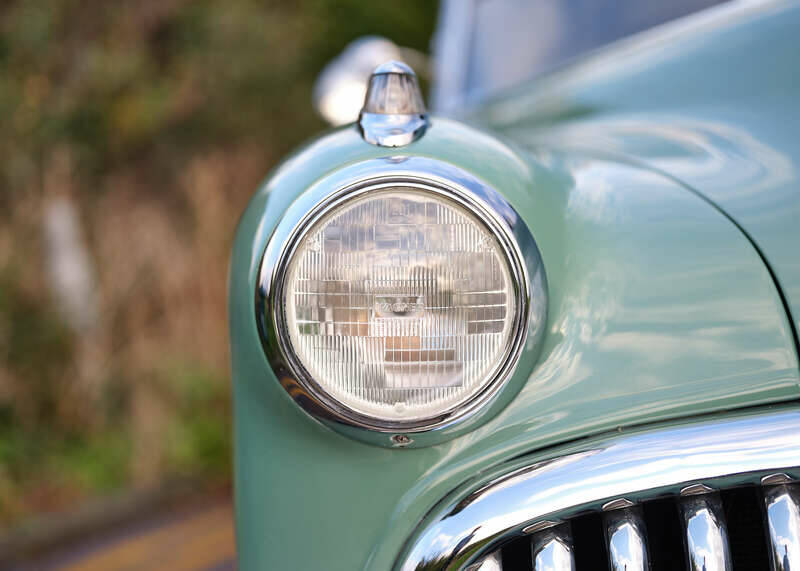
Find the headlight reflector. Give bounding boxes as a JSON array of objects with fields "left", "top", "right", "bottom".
[{"left": 282, "top": 187, "right": 518, "bottom": 424}]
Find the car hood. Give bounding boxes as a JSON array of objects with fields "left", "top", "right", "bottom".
[{"left": 473, "top": 0, "right": 800, "bottom": 345}]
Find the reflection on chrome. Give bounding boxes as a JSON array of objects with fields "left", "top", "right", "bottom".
[
  {"left": 531, "top": 525, "right": 575, "bottom": 571},
  {"left": 464, "top": 550, "right": 503, "bottom": 571},
  {"left": 604, "top": 503, "right": 649, "bottom": 571},
  {"left": 395, "top": 410, "right": 800, "bottom": 570},
  {"left": 679, "top": 489, "right": 732, "bottom": 571},
  {"left": 763, "top": 478, "right": 800, "bottom": 571},
  {"left": 359, "top": 61, "right": 429, "bottom": 147}
]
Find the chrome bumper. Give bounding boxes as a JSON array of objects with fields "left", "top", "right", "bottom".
[{"left": 396, "top": 409, "right": 800, "bottom": 570}]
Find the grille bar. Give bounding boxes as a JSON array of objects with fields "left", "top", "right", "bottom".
[
  {"left": 762, "top": 475, "right": 800, "bottom": 571},
  {"left": 603, "top": 501, "right": 649, "bottom": 571},
  {"left": 531, "top": 524, "right": 575, "bottom": 570},
  {"left": 679, "top": 485, "right": 732, "bottom": 571}
]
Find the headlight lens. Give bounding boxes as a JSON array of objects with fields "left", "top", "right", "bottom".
[{"left": 278, "top": 185, "right": 521, "bottom": 426}]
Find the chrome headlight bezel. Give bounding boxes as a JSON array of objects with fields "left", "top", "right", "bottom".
[{"left": 256, "top": 157, "right": 546, "bottom": 447}]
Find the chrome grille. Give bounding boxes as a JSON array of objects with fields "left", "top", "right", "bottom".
[
  {"left": 396, "top": 410, "right": 800, "bottom": 571},
  {"left": 470, "top": 478, "right": 800, "bottom": 570}
]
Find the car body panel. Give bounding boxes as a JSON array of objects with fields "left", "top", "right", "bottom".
[
  {"left": 230, "top": 117, "right": 798, "bottom": 569},
  {"left": 474, "top": 0, "right": 800, "bottom": 339}
]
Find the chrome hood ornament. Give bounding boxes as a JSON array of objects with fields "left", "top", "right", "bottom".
[{"left": 359, "top": 61, "right": 430, "bottom": 147}]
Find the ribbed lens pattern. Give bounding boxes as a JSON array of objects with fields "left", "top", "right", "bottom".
[
  {"left": 284, "top": 188, "right": 516, "bottom": 422},
  {"left": 363, "top": 73, "right": 426, "bottom": 114}
]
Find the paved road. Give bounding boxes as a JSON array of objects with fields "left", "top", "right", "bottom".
[{"left": 16, "top": 498, "right": 236, "bottom": 571}]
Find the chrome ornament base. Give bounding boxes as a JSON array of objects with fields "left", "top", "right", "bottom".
[
  {"left": 359, "top": 111, "right": 429, "bottom": 147},
  {"left": 359, "top": 60, "right": 430, "bottom": 148}
]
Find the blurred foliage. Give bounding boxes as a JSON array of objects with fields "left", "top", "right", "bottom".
[{"left": 0, "top": 0, "right": 437, "bottom": 527}]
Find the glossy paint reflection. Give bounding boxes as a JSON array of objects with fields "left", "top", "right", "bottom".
[
  {"left": 482, "top": 1, "right": 800, "bottom": 335},
  {"left": 415, "top": 153, "right": 799, "bottom": 494}
]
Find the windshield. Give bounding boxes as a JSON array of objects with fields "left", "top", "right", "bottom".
[{"left": 432, "top": 0, "right": 728, "bottom": 112}]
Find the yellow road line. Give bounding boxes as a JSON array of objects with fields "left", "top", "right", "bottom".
[{"left": 58, "top": 503, "right": 235, "bottom": 571}]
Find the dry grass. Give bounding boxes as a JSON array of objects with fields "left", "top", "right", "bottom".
[{"left": 0, "top": 0, "right": 436, "bottom": 526}]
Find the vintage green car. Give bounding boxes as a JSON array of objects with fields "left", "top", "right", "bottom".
[{"left": 229, "top": 1, "right": 800, "bottom": 569}]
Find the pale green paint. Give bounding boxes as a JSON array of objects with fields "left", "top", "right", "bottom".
[
  {"left": 230, "top": 3, "right": 800, "bottom": 569},
  {"left": 230, "top": 124, "right": 798, "bottom": 570},
  {"left": 475, "top": 0, "right": 800, "bottom": 338}
]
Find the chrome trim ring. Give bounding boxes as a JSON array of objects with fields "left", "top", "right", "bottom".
[
  {"left": 255, "top": 156, "right": 547, "bottom": 448},
  {"left": 395, "top": 409, "right": 800, "bottom": 569}
]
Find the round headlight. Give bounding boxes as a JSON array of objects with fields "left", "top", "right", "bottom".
[
  {"left": 284, "top": 186, "right": 516, "bottom": 423},
  {"left": 258, "top": 159, "right": 545, "bottom": 445}
]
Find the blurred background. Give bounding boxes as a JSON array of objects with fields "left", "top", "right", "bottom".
[
  {"left": 0, "top": 0, "right": 730, "bottom": 566},
  {"left": 0, "top": 0, "right": 436, "bottom": 565}
]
